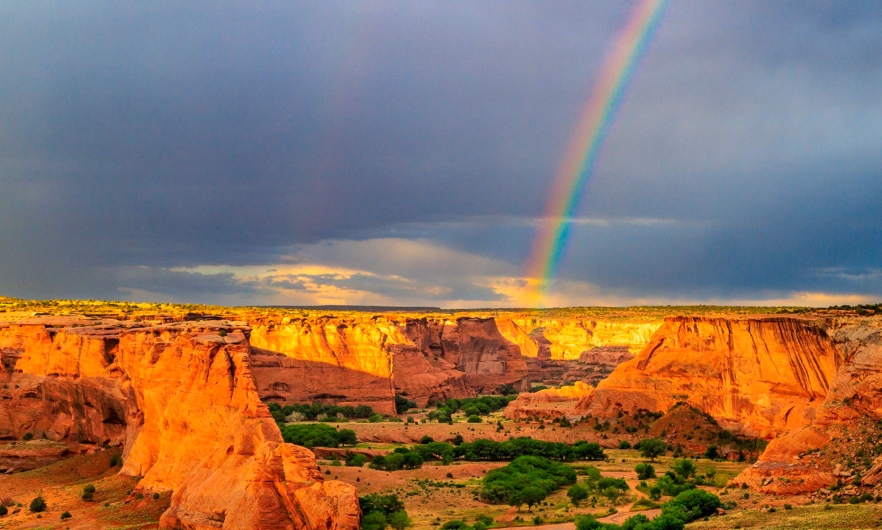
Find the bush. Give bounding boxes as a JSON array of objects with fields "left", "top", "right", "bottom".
[
  {"left": 267, "top": 401, "right": 375, "bottom": 421},
  {"left": 61, "top": 511, "right": 72, "bottom": 520},
  {"left": 0, "top": 505, "right": 7, "bottom": 516},
  {"left": 441, "top": 521, "right": 469, "bottom": 530},
  {"left": 452, "top": 434, "right": 464, "bottom": 446},
  {"left": 705, "top": 444, "right": 719, "bottom": 459},
  {"left": 109, "top": 453, "right": 123, "bottom": 467},
  {"left": 22, "top": 432, "right": 33, "bottom": 441},
  {"left": 671, "top": 459, "right": 696, "bottom": 480},
  {"left": 454, "top": 437, "right": 605, "bottom": 462},
  {"left": 346, "top": 453, "right": 368, "bottom": 467},
  {"left": 153, "top": 492, "right": 160, "bottom": 500},
  {"left": 30, "top": 496, "right": 46, "bottom": 513},
  {"left": 662, "top": 489, "right": 721, "bottom": 522},
  {"left": 82, "top": 484, "right": 96, "bottom": 501},
  {"left": 419, "top": 435, "right": 434, "bottom": 444},
  {"left": 635, "top": 463, "right": 656, "bottom": 480},
  {"left": 362, "top": 510, "right": 388, "bottom": 530},
  {"left": 395, "top": 395, "right": 417, "bottom": 414},
  {"left": 388, "top": 510, "right": 411, "bottom": 530},
  {"left": 359, "top": 494, "right": 405, "bottom": 516},
  {"left": 467, "top": 415, "right": 482, "bottom": 423},
  {"left": 480, "top": 456, "right": 576, "bottom": 507},
  {"left": 369, "top": 414, "right": 385, "bottom": 423},
  {"left": 279, "top": 424, "right": 357, "bottom": 448},
  {"left": 638, "top": 438, "right": 666, "bottom": 461},
  {"left": 568, "top": 484, "right": 589, "bottom": 506},
  {"left": 618, "top": 441, "right": 632, "bottom": 449}
]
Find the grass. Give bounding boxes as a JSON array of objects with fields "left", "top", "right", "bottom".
[{"left": 689, "top": 503, "right": 882, "bottom": 529}]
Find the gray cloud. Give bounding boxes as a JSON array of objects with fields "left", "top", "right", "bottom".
[{"left": 1, "top": 1, "right": 881, "bottom": 304}]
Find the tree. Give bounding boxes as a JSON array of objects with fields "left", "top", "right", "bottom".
[
  {"left": 639, "top": 438, "right": 666, "bottom": 461},
  {"left": 452, "top": 434, "right": 464, "bottom": 446},
  {"left": 635, "top": 462, "right": 656, "bottom": 480},
  {"left": 671, "top": 459, "right": 696, "bottom": 480},
  {"left": 362, "top": 511, "right": 388, "bottom": 530},
  {"left": 704, "top": 444, "right": 719, "bottom": 460},
  {"left": 567, "top": 484, "right": 588, "bottom": 506},
  {"left": 516, "top": 486, "right": 546, "bottom": 510},
  {"left": 337, "top": 429, "right": 358, "bottom": 446},
  {"left": 388, "top": 510, "right": 412, "bottom": 530},
  {"left": 419, "top": 435, "right": 434, "bottom": 444}
]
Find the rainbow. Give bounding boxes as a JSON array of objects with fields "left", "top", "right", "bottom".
[{"left": 523, "top": 0, "right": 669, "bottom": 306}]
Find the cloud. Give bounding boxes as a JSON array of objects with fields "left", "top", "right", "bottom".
[{"left": 0, "top": 2, "right": 881, "bottom": 305}]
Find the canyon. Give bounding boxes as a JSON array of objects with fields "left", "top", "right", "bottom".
[{"left": 4, "top": 300, "right": 882, "bottom": 528}]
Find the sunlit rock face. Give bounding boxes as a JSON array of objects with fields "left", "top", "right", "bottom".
[
  {"left": 249, "top": 315, "right": 530, "bottom": 410},
  {"left": 0, "top": 318, "right": 360, "bottom": 530},
  {"left": 503, "top": 381, "right": 595, "bottom": 421},
  {"left": 496, "top": 318, "right": 661, "bottom": 360},
  {"left": 576, "top": 316, "right": 841, "bottom": 439},
  {"left": 735, "top": 322, "right": 882, "bottom": 494}
]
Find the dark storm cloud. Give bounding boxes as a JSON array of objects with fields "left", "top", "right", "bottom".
[{"left": 1, "top": 1, "right": 881, "bottom": 303}]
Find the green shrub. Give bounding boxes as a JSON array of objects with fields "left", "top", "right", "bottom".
[
  {"left": 153, "top": 492, "right": 160, "bottom": 500},
  {"left": 395, "top": 395, "right": 417, "bottom": 414},
  {"left": 362, "top": 510, "right": 388, "bottom": 530},
  {"left": 568, "top": 484, "right": 589, "bottom": 506},
  {"left": 454, "top": 437, "right": 605, "bottom": 462},
  {"left": 61, "top": 511, "right": 72, "bottom": 520},
  {"left": 638, "top": 438, "right": 666, "bottom": 461},
  {"left": 30, "top": 496, "right": 46, "bottom": 513},
  {"left": 359, "top": 494, "right": 405, "bottom": 516},
  {"left": 82, "top": 484, "right": 96, "bottom": 501},
  {"left": 467, "top": 415, "right": 482, "bottom": 423},
  {"left": 109, "top": 453, "right": 123, "bottom": 467},
  {"left": 480, "top": 456, "right": 576, "bottom": 507},
  {"left": 22, "top": 432, "right": 33, "bottom": 441},
  {"left": 635, "top": 462, "right": 656, "bottom": 480},
  {"left": 0, "top": 505, "right": 7, "bottom": 516},
  {"left": 441, "top": 520, "right": 469, "bottom": 530},
  {"left": 346, "top": 453, "right": 368, "bottom": 467},
  {"left": 661, "top": 489, "right": 721, "bottom": 522},
  {"left": 671, "top": 459, "right": 696, "bottom": 480},
  {"left": 279, "top": 424, "right": 358, "bottom": 448},
  {"left": 618, "top": 440, "right": 631, "bottom": 449}
]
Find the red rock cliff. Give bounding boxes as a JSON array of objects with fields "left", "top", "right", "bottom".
[
  {"left": 576, "top": 316, "right": 841, "bottom": 438},
  {"left": 0, "top": 318, "right": 360, "bottom": 530}
]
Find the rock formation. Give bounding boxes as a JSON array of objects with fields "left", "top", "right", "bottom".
[
  {"left": 576, "top": 316, "right": 841, "bottom": 439},
  {"left": 503, "top": 382, "right": 594, "bottom": 421},
  {"left": 0, "top": 317, "right": 359, "bottom": 529}
]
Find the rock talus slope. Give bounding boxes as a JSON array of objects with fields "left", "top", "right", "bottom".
[{"left": 0, "top": 319, "right": 360, "bottom": 530}]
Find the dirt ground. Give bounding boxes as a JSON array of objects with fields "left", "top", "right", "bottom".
[{"left": 0, "top": 446, "right": 169, "bottom": 530}]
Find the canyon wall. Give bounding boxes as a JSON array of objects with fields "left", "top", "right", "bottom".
[
  {"left": 576, "top": 316, "right": 841, "bottom": 438},
  {"left": 248, "top": 315, "right": 531, "bottom": 410},
  {"left": 0, "top": 318, "right": 359, "bottom": 530}
]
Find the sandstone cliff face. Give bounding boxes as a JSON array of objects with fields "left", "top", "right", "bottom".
[
  {"left": 503, "top": 382, "right": 594, "bottom": 421},
  {"left": 496, "top": 318, "right": 660, "bottom": 360},
  {"left": 249, "top": 315, "right": 526, "bottom": 409},
  {"left": 0, "top": 318, "right": 360, "bottom": 530},
  {"left": 405, "top": 317, "right": 529, "bottom": 394},
  {"left": 734, "top": 322, "right": 882, "bottom": 493},
  {"left": 576, "top": 316, "right": 841, "bottom": 439}
]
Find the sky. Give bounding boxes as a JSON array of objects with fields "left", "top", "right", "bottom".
[{"left": 1, "top": 1, "right": 881, "bottom": 308}]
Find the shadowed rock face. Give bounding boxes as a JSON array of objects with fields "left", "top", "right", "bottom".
[
  {"left": 0, "top": 318, "right": 360, "bottom": 530},
  {"left": 576, "top": 316, "right": 841, "bottom": 439}
]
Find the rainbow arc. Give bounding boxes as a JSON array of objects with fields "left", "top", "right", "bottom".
[{"left": 523, "top": 0, "right": 669, "bottom": 307}]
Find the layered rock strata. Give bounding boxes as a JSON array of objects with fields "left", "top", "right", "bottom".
[
  {"left": 576, "top": 316, "right": 841, "bottom": 439},
  {"left": 0, "top": 318, "right": 359, "bottom": 530}
]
